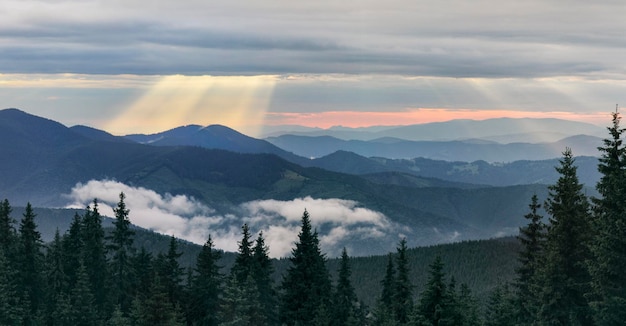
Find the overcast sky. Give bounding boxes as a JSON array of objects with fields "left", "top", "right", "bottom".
[{"left": 2, "top": 0, "right": 626, "bottom": 135}]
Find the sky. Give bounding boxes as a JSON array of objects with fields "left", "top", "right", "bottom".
[{"left": 2, "top": 0, "right": 626, "bottom": 136}]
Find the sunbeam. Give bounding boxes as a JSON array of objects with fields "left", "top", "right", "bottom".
[{"left": 105, "top": 75, "right": 277, "bottom": 136}]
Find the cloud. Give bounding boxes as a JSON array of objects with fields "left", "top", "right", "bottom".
[
  {"left": 65, "top": 180, "right": 396, "bottom": 258},
  {"left": 2, "top": 0, "right": 626, "bottom": 79}
]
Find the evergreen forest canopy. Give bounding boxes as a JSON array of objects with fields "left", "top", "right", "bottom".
[{"left": 1, "top": 112, "right": 626, "bottom": 325}]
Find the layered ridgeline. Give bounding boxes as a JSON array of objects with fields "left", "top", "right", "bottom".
[{"left": 0, "top": 108, "right": 567, "bottom": 256}]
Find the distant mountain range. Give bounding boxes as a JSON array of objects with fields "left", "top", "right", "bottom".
[
  {"left": 261, "top": 117, "right": 607, "bottom": 143},
  {"left": 0, "top": 108, "right": 605, "bottom": 255},
  {"left": 265, "top": 133, "right": 602, "bottom": 162}
]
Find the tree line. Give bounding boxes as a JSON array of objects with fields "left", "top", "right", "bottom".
[{"left": 1, "top": 111, "right": 626, "bottom": 325}]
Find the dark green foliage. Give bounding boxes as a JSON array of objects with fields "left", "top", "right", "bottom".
[
  {"left": 393, "top": 238, "right": 413, "bottom": 324},
  {"left": 220, "top": 275, "right": 265, "bottom": 326},
  {"left": 44, "top": 229, "right": 70, "bottom": 325},
  {"left": 17, "top": 202, "right": 44, "bottom": 317},
  {"left": 252, "top": 231, "right": 278, "bottom": 325},
  {"left": 375, "top": 253, "right": 396, "bottom": 322},
  {"left": 0, "top": 246, "right": 23, "bottom": 325},
  {"left": 280, "top": 209, "right": 332, "bottom": 326},
  {"left": 457, "top": 283, "right": 481, "bottom": 326},
  {"left": 589, "top": 110, "right": 626, "bottom": 325},
  {"left": 131, "top": 274, "right": 184, "bottom": 326},
  {"left": 62, "top": 213, "right": 84, "bottom": 288},
  {"left": 188, "top": 235, "right": 223, "bottom": 326},
  {"left": 69, "top": 261, "right": 100, "bottom": 325},
  {"left": 538, "top": 149, "right": 593, "bottom": 325},
  {"left": 0, "top": 199, "right": 16, "bottom": 256},
  {"left": 157, "top": 236, "right": 184, "bottom": 308},
  {"left": 81, "top": 200, "right": 110, "bottom": 315},
  {"left": 332, "top": 248, "right": 360, "bottom": 326},
  {"left": 231, "top": 224, "right": 253, "bottom": 284},
  {"left": 107, "top": 192, "right": 135, "bottom": 313},
  {"left": 514, "top": 194, "right": 546, "bottom": 324},
  {"left": 416, "top": 256, "right": 448, "bottom": 325},
  {"left": 484, "top": 283, "right": 516, "bottom": 326}
]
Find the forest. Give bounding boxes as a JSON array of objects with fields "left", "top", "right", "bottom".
[{"left": 1, "top": 112, "right": 626, "bottom": 325}]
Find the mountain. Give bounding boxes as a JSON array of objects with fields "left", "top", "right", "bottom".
[
  {"left": 124, "top": 124, "right": 309, "bottom": 165},
  {"left": 266, "top": 134, "right": 602, "bottom": 162},
  {"left": 70, "top": 125, "right": 133, "bottom": 143},
  {"left": 262, "top": 117, "right": 606, "bottom": 142},
  {"left": 310, "top": 151, "right": 600, "bottom": 187},
  {"left": 0, "top": 108, "right": 554, "bottom": 255}
]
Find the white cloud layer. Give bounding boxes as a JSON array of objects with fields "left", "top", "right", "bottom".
[{"left": 65, "top": 180, "right": 396, "bottom": 257}]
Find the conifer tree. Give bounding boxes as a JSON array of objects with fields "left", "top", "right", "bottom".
[
  {"left": 0, "top": 246, "right": 23, "bottom": 325},
  {"left": 188, "top": 235, "right": 222, "bottom": 326},
  {"left": 44, "top": 229, "right": 70, "bottom": 325},
  {"left": 417, "top": 256, "right": 448, "bottom": 326},
  {"left": 158, "top": 235, "right": 184, "bottom": 307},
  {"left": 332, "top": 248, "right": 359, "bottom": 326},
  {"left": 220, "top": 274, "right": 265, "bottom": 326},
  {"left": 69, "top": 261, "right": 100, "bottom": 326},
  {"left": 231, "top": 224, "right": 254, "bottom": 283},
  {"left": 107, "top": 192, "right": 135, "bottom": 313},
  {"left": 0, "top": 199, "right": 16, "bottom": 256},
  {"left": 375, "top": 253, "right": 396, "bottom": 323},
  {"left": 484, "top": 283, "right": 516, "bottom": 326},
  {"left": 280, "top": 209, "right": 332, "bottom": 326},
  {"left": 589, "top": 110, "right": 626, "bottom": 324},
  {"left": 514, "top": 194, "right": 546, "bottom": 325},
  {"left": 17, "top": 202, "right": 44, "bottom": 318},
  {"left": 457, "top": 283, "right": 481, "bottom": 326},
  {"left": 63, "top": 212, "right": 84, "bottom": 287},
  {"left": 393, "top": 238, "right": 413, "bottom": 324},
  {"left": 81, "top": 200, "right": 110, "bottom": 315},
  {"left": 538, "top": 148, "right": 593, "bottom": 325},
  {"left": 252, "top": 231, "right": 277, "bottom": 325}
]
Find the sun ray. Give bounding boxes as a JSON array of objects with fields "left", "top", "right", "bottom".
[{"left": 105, "top": 75, "right": 277, "bottom": 136}]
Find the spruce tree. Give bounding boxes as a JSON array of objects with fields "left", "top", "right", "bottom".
[
  {"left": 107, "top": 192, "right": 135, "bottom": 313},
  {"left": 231, "top": 224, "right": 254, "bottom": 283},
  {"left": 0, "top": 246, "right": 23, "bottom": 325},
  {"left": 375, "top": 253, "right": 396, "bottom": 323},
  {"left": 44, "top": 229, "right": 70, "bottom": 325},
  {"left": 69, "top": 261, "right": 100, "bottom": 326},
  {"left": 280, "top": 209, "right": 332, "bottom": 326},
  {"left": 514, "top": 194, "right": 546, "bottom": 325},
  {"left": 417, "top": 255, "right": 449, "bottom": 326},
  {"left": 252, "top": 231, "right": 277, "bottom": 325},
  {"left": 81, "top": 200, "right": 110, "bottom": 315},
  {"left": 17, "top": 202, "right": 44, "bottom": 319},
  {"left": 393, "top": 238, "right": 413, "bottom": 324},
  {"left": 332, "top": 248, "right": 359, "bottom": 326},
  {"left": 589, "top": 110, "right": 626, "bottom": 324},
  {"left": 188, "top": 235, "right": 222, "bottom": 326},
  {"left": 484, "top": 283, "right": 516, "bottom": 326},
  {"left": 63, "top": 212, "right": 84, "bottom": 287},
  {"left": 0, "top": 199, "right": 16, "bottom": 256},
  {"left": 538, "top": 148, "right": 593, "bottom": 325}
]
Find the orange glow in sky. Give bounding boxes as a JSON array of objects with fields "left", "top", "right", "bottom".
[{"left": 264, "top": 108, "right": 611, "bottom": 128}]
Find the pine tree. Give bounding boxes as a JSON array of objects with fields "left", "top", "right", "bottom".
[
  {"left": 188, "top": 235, "right": 223, "bottom": 326},
  {"left": 514, "top": 194, "right": 546, "bottom": 325},
  {"left": 393, "top": 238, "right": 413, "bottom": 324},
  {"left": 107, "top": 192, "right": 135, "bottom": 313},
  {"left": 376, "top": 253, "right": 396, "bottom": 322},
  {"left": 252, "top": 231, "right": 277, "bottom": 325},
  {"left": 589, "top": 110, "right": 626, "bottom": 324},
  {"left": 332, "top": 248, "right": 359, "bottom": 326},
  {"left": 231, "top": 224, "right": 254, "bottom": 283},
  {"left": 0, "top": 246, "right": 23, "bottom": 325},
  {"left": 280, "top": 209, "right": 332, "bottom": 326},
  {"left": 0, "top": 199, "right": 16, "bottom": 256},
  {"left": 538, "top": 148, "right": 593, "bottom": 325},
  {"left": 81, "top": 200, "right": 110, "bottom": 315},
  {"left": 484, "top": 283, "right": 516, "bottom": 326},
  {"left": 417, "top": 255, "right": 449, "bottom": 326},
  {"left": 220, "top": 274, "right": 265, "bottom": 326},
  {"left": 157, "top": 235, "right": 184, "bottom": 307},
  {"left": 63, "top": 212, "right": 84, "bottom": 287},
  {"left": 457, "top": 283, "right": 481, "bottom": 326},
  {"left": 44, "top": 229, "right": 70, "bottom": 325},
  {"left": 69, "top": 261, "right": 100, "bottom": 326},
  {"left": 17, "top": 202, "right": 44, "bottom": 319}
]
